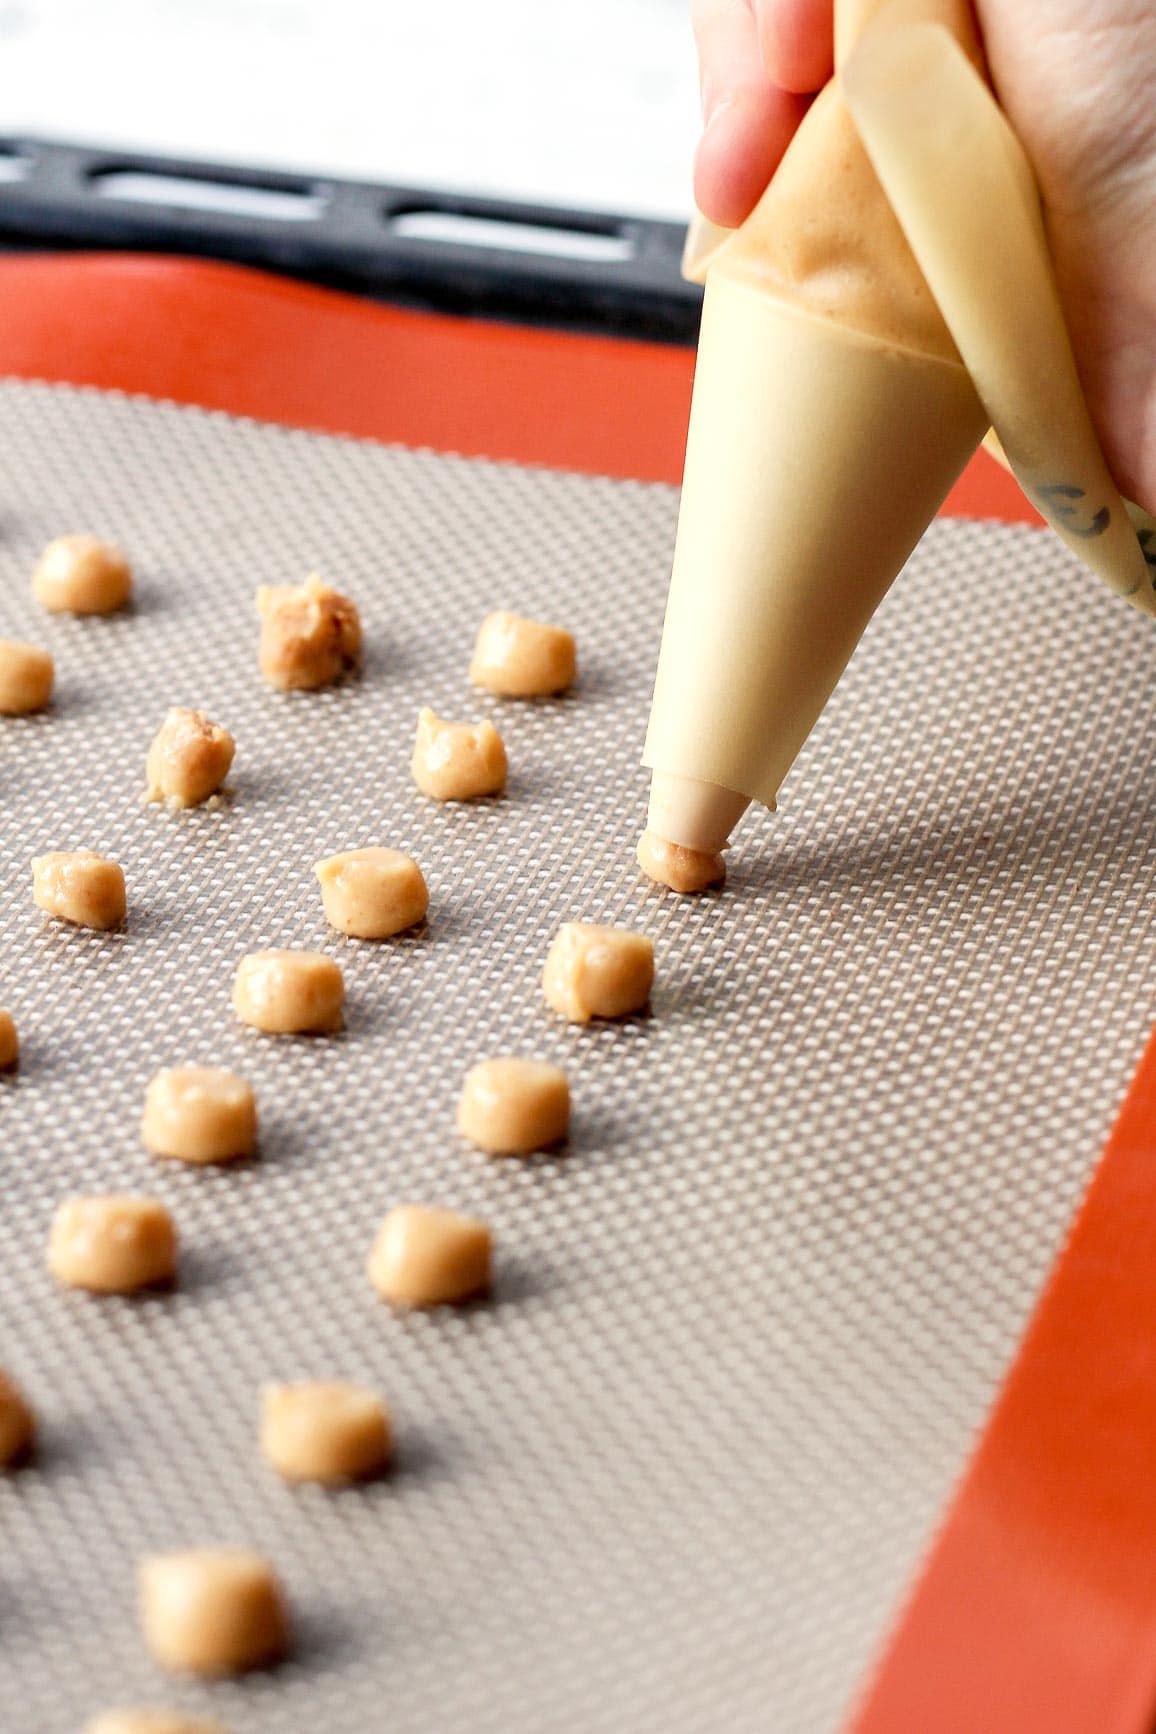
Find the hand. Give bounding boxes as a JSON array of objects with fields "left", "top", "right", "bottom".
[
  {"left": 691, "top": 0, "right": 1156, "bottom": 513},
  {"left": 690, "top": 0, "right": 827, "bottom": 227}
]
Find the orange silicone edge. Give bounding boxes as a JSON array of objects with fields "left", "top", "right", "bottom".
[
  {"left": 849, "top": 1019, "right": 1156, "bottom": 1734},
  {"left": 0, "top": 252, "right": 1036, "bottom": 516}
]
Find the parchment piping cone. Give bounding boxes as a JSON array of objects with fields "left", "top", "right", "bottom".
[
  {"left": 643, "top": 0, "right": 986, "bottom": 843},
  {"left": 643, "top": 275, "right": 986, "bottom": 816}
]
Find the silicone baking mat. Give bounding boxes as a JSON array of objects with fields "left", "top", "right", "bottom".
[{"left": 0, "top": 378, "right": 1153, "bottom": 1734}]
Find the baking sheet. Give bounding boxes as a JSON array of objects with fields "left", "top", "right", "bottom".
[{"left": 0, "top": 379, "right": 1153, "bottom": 1733}]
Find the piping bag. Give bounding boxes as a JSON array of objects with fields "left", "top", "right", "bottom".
[{"left": 641, "top": 0, "right": 1156, "bottom": 872}]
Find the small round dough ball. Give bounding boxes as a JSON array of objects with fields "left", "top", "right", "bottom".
[
  {"left": 260, "top": 1380, "right": 392, "bottom": 1484},
  {"left": 469, "top": 611, "right": 576, "bottom": 697},
  {"left": 315, "top": 847, "right": 428, "bottom": 939},
  {"left": 0, "top": 1368, "right": 35, "bottom": 1466},
  {"left": 32, "top": 534, "right": 132, "bottom": 615},
  {"left": 142, "top": 1068, "right": 257, "bottom": 1165},
  {"left": 232, "top": 950, "right": 344, "bottom": 1034},
  {"left": 457, "top": 1058, "right": 570, "bottom": 1155},
  {"left": 0, "top": 639, "right": 54, "bottom": 714},
  {"left": 542, "top": 923, "right": 654, "bottom": 1024},
  {"left": 86, "top": 1711, "right": 229, "bottom": 1734},
  {"left": 146, "top": 709, "right": 235, "bottom": 808},
  {"left": 139, "top": 1549, "right": 289, "bottom": 1677},
  {"left": 637, "top": 829, "right": 726, "bottom": 894},
  {"left": 411, "top": 707, "right": 507, "bottom": 801},
  {"left": 32, "top": 849, "right": 126, "bottom": 930},
  {"left": 0, "top": 1009, "right": 18, "bottom": 1071},
  {"left": 367, "top": 1205, "right": 492, "bottom": 1308},
  {"left": 256, "top": 574, "right": 361, "bottom": 691},
  {"left": 49, "top": 1196, "right": 176, "bottom": 1294}
]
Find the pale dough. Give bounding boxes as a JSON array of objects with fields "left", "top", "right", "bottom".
[
  {"left": 469, "top": 611, "right": 576, "bottom": 697},
  {"left": 367, "top": 1205, "right": 492, "bottom": 1308},
  {"left": 256, "top": 574, "right": 361, "bottom": 691},
  {"left": 32, "top": 850, "right": 126, "bottom": 930},
  {"left": 0, "top": 1368, "right": 35, "bottom": 1466},
  {"left": 233, "top": 951, "right": 344, "bottom": 1034},
  {"left": 0, "top": 1009, "right": 18, "bottom": 1071},
  {"left": 48, "top": 1196, "right": 177, "bottom": 1293},
  {"left": 261, "top": 1381, "right": 392, "bottom": 1484},
  {"left": 0, "top": 639, "right": 54, "bottom": 714},
  {"left": 138, "top": 1550, "right": 289, "bottom": 1676},
  {"left": 146, "top": 709, "right": 235, "bottom": 807},
  {"left": 636, "top": 829, "right": 726, "bottom": 894},
  {"left": 32, "top": 534, "right": 132, "bottom": 615},
  {"left": 542, "top": 923, "right": 654, "bottom": 1023},
  {"left": 314, "top": 847, "right": 428, "bottom": 939},
  {"left": 85, "top": 1711, "right": 229, "bottom": 1734},
  {"left": 411, "top": 708, "right": 507, "bottom": 802},
  {"left": 142, "top": 1068, "right": 257, "bottom": 1165},
  {"left": 457, "top": 1058, "right": 570, "bottom": 1155}
]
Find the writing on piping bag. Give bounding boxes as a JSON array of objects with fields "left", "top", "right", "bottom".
[{"left": 841, "top": 7, "right": 1156, "bottom": 613}]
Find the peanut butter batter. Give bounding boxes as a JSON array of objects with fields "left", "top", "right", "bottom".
[
  {"left": 261, "top": 1381, "right": 392, "bottom": 1484},
  {"left": 32, "top": 534, "right": 132, "bottom": 615},
  {"left": 145, "top": 709, "right": 234, "bottom": 807},
  {"left": 637, "top": 830, "right": 726, "bottom": 894},
  {"left": 542, "top": 924, "right": 654, "bottom": 1024},
  {"left": 49, "top": 1196, "right": 177, "bottom": 1294},
  {"left": 256, "top": 574, "right": 360, "bottom": 691},
  {"left": 139, "top": 1550, "right": 288, "bottom": 1676},
  {"left": 0, "top": 639, "right": 54, "bottom": 714}
]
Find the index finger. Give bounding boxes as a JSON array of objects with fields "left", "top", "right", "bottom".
[
  {"left": 756, "top": 0, "right": 835, "bottom": 93},
  {"left": 691, "top": 0, "right": 809, "bottom": 227}
]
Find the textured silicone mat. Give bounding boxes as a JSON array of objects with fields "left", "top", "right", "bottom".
[{"left": 0, "top": 379, "right": 1154, "bottom": 1734}]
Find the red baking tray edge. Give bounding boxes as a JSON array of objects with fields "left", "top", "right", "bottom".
[
  {"left": 9, "top": 255, "right": 1156, "bottom": 1734},
  {"left": 850, "top": 1016, "right": 1156, "bottom": 1734},
  {"left": 0, "top": 252, "right": 1031, "bottom": 511}
]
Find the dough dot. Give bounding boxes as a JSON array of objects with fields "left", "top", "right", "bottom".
[
  {"left": 469, "top": 611, "right": 576, "bottom": 697},
  {"left": 32, "top": 850, "right": 126, "bottom": 930},
  {"left": 0, "top": 1368, "right": 35, "bottom": 1467},
  {"left": 367, "top": 1205, "right": 492, "bottom": 1308},
  {"left": 636, "top": 829, "right": 726, "bottom": 894},
  {"left": 0, "top": 639, "right": 54, "bottom": 714},
  {"left": 411, "top": 708, "right": 507, "bottom": 801},
  {"left": 146, "top": 709, "right": 235, "bottom": 807},
  {"left": 314, "top": 847, "right": 428, "bottom": 939},
  {"left": 0, "top": 1009, "right": 18, "bottom": 1071},
  {"left": 139, "top": 1550, "right": 289, "bottom": 1676},
  {"left": 542, "top": 923, "right": 654, "bottom": 1024},
  {"left": 256, "top": 574, "right": 361, "bottom": 691},
  {"left": 85, "top": 1711, "right": 229, "bottom": 1734},
  {"left": 142, "top": 1068, "right": 257, "bottom": 1165},
  {"left": 32, "top": 534, "right": 132, "bottom": 615},
  {"left": 260, "top": 1380, "right": 392, "bottom": 1484},
  {"left": 232, "top": 951, "right": 344, "bottom": 1034},
  {"left": 48, "top": 1195, "right": 177, "bottom": 1294},
  {"left": 457, "top": 1058, "right": 570, "bottom": 1155}
]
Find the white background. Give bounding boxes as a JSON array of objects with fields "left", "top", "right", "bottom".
[{"left": 0, "top": 0, "right": 700, "bottom": 220}]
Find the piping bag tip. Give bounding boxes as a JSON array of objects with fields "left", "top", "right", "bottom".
[{"left": 645, "top": 770, "right": 751, "bottom": 859}]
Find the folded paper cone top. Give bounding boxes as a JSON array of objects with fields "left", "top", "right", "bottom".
[
  {"left": 643, "top": 279, "right": 986, "bottom": 826},
  {"left": 841, "top": 11, "right": 1156, "bottom": 611},
  {"left": 644, "top": 0, "right": 986, "bottom": 850},
  {"left": 834, "top": 0, "right": 982, "bottom": 67},
  {"left": 685, "top": 0, "right": 982, "bottom": 361},
  {"left": 706, "top": 82, "right": 957, "bottom": 362}
]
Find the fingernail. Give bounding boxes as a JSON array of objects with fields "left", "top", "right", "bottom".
[{"left": 702, "top": 90, "right": 738, "bottom": 134}]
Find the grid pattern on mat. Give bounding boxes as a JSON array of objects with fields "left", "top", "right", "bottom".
[{"left": 0, "top": 380, "right": 1153, "bottom": 1734}]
